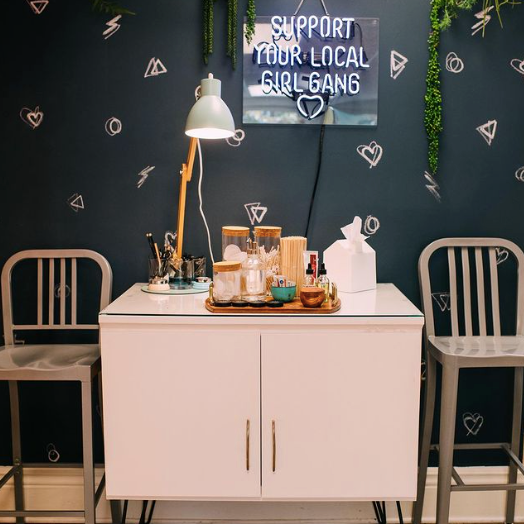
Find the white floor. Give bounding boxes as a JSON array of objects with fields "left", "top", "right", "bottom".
[{"left": 0, "top": 466, "right": 523, "bottom": 523}]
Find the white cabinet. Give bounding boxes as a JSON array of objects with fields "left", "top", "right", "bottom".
[
  {"left": 100, "top": 284, "right": 424, "bottom": 502},
  {"left": 101, "top": 329, "right": 261, "bottom": 500},
  {"left": 261, "top": 332, "right": 421, "bottom": 500}
]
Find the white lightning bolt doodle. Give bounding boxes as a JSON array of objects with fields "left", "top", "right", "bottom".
[
  {"left": 471, "top": 6, "right": 493, "bottom": 36},
  {"left": 137, "top": 166, "right": 155, "bottom": 189},
  {"left": 424, "top": 171, "right": 441, "bottom": 203},
  {"left": 103, "top": 15, "right": 122, "bottom": 39}
]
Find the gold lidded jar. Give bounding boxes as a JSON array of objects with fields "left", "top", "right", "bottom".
[
  {"left": 222, "top": 226, "right": 250, "bottom": 263},
  {"left": 213, "top": 261, "right": 242, "bottom": 302},
  {"left": 254, "top": 226, "right": 281, "bottom": 294}
]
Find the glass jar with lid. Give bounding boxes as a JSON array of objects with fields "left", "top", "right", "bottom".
[
  {"left": 254, "top": 226, "right": 281, "bottom": 255},
  {"left": 213, "top": 261, "right": 242, "bottom": 302},
  {"left": 222, "top": 226, "right": 250, "bottom": 262}
]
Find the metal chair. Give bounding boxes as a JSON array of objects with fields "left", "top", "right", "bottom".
[
  {"left": 414, "top": 238, "right": 524, "bottom": 524},
  {"left": 0, "top": 249, "right": 120, "bottom": 524}
]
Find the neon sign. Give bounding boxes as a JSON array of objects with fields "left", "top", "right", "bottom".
[{"left": 243, "top": 16, "right": 379, "bottom": 126}]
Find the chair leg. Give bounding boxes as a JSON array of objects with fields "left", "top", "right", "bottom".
[
  {"left": 9, "top": 381, "right": 25, "bottom": 524},
  {"left": 413, "top": 353, "right": 437, "bottom": 524},
  {"left": 82, "top": 380, "right": 96, "bottom": 524},
  {"left": 436, "top": 364, "right": 459, "bottom": 524},
  {"left": 506, "top": 367, "right": 523, "bottom": 524}
]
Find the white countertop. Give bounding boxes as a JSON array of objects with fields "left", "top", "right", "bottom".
[{"left": 100, "top": 283, "right": 423, "bottom": 325}]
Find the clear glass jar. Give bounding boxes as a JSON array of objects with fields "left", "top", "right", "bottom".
[
  {"left": 213, "top": 261, "right": 242, "bottom": 302},
  {"left": 254, "top": 226, "right": 281, "bottom": 255},
  {"left": 254, "top": 226, "right": 281, "bottom": 293},
  {"left": 241, "top": 241, "right": 266, "bottom": 302},
  {"left": 222, "top": 226, "right": 250, "bottom": 262}
]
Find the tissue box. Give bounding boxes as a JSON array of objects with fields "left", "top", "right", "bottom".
[{"left": 323, "top": 240, "right": 376, "bottom": 293}]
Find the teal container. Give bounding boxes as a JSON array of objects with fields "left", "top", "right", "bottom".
[{"left": 270, "top": 285, "right": 296, "bottom": 303}]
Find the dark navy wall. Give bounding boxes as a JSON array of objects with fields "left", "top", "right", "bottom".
[{"left": 1, "top": 0, "right": 523, "bottom": 465}]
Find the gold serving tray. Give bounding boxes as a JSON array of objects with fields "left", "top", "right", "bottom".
[{"left": 205, "top": 297, "right": 341, "bottom": 314}]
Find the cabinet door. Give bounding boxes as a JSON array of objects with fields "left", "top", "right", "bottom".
[
  {"left": 102, "top": 328, "right": 260, "bottom": 499},
  {"left": 261, "top": 331, "right": 421, "bottom": 500}
]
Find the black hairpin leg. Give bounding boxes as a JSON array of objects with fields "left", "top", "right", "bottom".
[
  {"left": 372, "top": 501, "right": 403, "bottom": 524},
  {"left": 120, "top": 500, "right": 128, "bottom": 524}
]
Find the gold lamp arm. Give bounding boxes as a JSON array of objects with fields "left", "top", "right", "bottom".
[{"left": 175, "top": 137, "right": 198, "bottom": 258}]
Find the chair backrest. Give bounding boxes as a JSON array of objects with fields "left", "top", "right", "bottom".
[
  {"left": 1, "top": 249, "right": 112, "bottom": 345},
  {"left": 419, "top": 238, "right": 524, "bottom": 338}
]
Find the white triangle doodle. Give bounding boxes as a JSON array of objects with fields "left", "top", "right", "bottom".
[
  {"left": 390, "top": 50, "right": 408, "bottom": 80},
  {"left": 431, "top": 292, "right": 450, "bottom": 312},
  {"left": 144, "top": 58, "right": 167, "bottom": 78},
  {"left": 476, "top": 119, "right": 497, "bottom": 146},
  {"left": 27, "top": 0, "right": 49, "bottom": 15},
  {"left": 67, "top": 193, "right": 84, "bottom": 212},
  {"left": 244, "top": 202, "right": 268, "bottom": 225}
]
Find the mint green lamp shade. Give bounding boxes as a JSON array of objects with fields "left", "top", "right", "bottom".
[{"left": 185, "top": 74, "right": 235, "bottom": 139}]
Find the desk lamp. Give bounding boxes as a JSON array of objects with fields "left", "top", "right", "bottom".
[{"left": 175, "top": 73, "right": 235, "bottom": 260}]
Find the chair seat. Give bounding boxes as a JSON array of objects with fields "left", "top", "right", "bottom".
[
  {"left": 0, "top": 344, "right": 100, "bottom": 381},
  {"left": 428, "top": 335, "right": 524, "bottom": 367}
]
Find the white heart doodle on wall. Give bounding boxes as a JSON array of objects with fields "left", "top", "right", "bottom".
[
  {"left": 144, "top": 58, "right": 167, "bottom": 78},
  {"left": 103, "top": 15, "right": 122, "bottom": 39},
  {"left": 296, "top": 94, "right": 325, "bottom": 120},
  {"left": 463, "top": 412, "right": 484, "bottom": 436},
  {"left": 137, "top": 166, "right": 155, "bottom": 188},
  {"left": 67, "top": 194, "right": 84, "bottom": 212},
  {"left": 20, "top": 106, "right": 44, "bottom": 129},
  {"left": 27, "top": 0, "right": 49, "bottom": 15},
  {"left": 496, "top": 247, "right": 509, "bottom": 265},
  {"left": 105, "top": 117, "right": 122, "bottom": 136},
  {"left": 476, "top": 119, "right": 497, "bottom": 146},
  {"left": 510, "top": 59, "right": 524, "bottom": 76},
  {"left": 357, "top": 141, "right": 383, "bottom": 169},
  {"left": 445, "top": 52, "right": 465, "bottom": 74},
  {"left": 424, "top": 171, "right": 442, "bottom": 203},
  {"left": 244, "top": 202, "right": 268, "bottom": 225},
  {"left": 432, "top": 292, "right": 451, "bottom": 312},
  {"left": 390, "top": 50, "right": 408, "bottom": 80},
  {"left": 363, "top": 215, "right": 380, "bottom": 235},
  {"left": 516, "top": 167, "right": 524, "bottom": 182}
]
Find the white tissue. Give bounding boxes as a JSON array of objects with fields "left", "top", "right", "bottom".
[{"left": 340, "top": 216, "right": 369, "bottom": 253}]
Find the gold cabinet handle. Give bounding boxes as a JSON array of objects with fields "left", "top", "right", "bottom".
[
  {"left": 272, "top": 420, "right": 276, "bottom": 472},
  {"left": 246, "top": 419, "right": 250, "bottom": 471}
]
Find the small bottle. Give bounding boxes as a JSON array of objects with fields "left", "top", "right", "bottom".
[
  {"left": 241, "top": 240, "right": 266, "bottom": 302},
  {"left": 304, "top": 263, "right": 315, "bottom": 286},
  {"left": 317, "top": 263, "right": 330, "bottom": 304}
]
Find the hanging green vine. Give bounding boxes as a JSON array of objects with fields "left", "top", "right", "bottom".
[
  {"left": 425, "top": 0, "right": 443, "bottom": 175},
  {"left": 245, "top": 0, "right": 256, "bottom": 44},
  {"left": 226, "top": 0, "right": 238, "bottom": 69},
  {"left": 89, "top": 0, "right": 135, "bottom": 15},
  {"left": 203, "top": 0, "right": 215, "bottom": 65},
  {"left": 425, "top": 0, "right": 519, "bottom": 175}
]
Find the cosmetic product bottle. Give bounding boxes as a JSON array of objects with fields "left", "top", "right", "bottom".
[
  {"left": 317, "top": 263, "right": 330, "bottom": 304},
  {"left": 304, "top": 263, "right": 315, "bottom": 286},
  {"left": 241, "top": 240, "right": 266, "bottom": 302}
]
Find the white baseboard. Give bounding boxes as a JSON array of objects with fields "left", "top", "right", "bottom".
[{"left": 0, "top": 466, "right": 523, "bottom": 523}]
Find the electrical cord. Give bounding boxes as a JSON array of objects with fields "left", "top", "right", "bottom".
[
  {"left": 304, "top": 124, "right": 326, "bottom": 238},
  {"left": 197, "top": 139, "right": 215, "bottom": 265}
]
